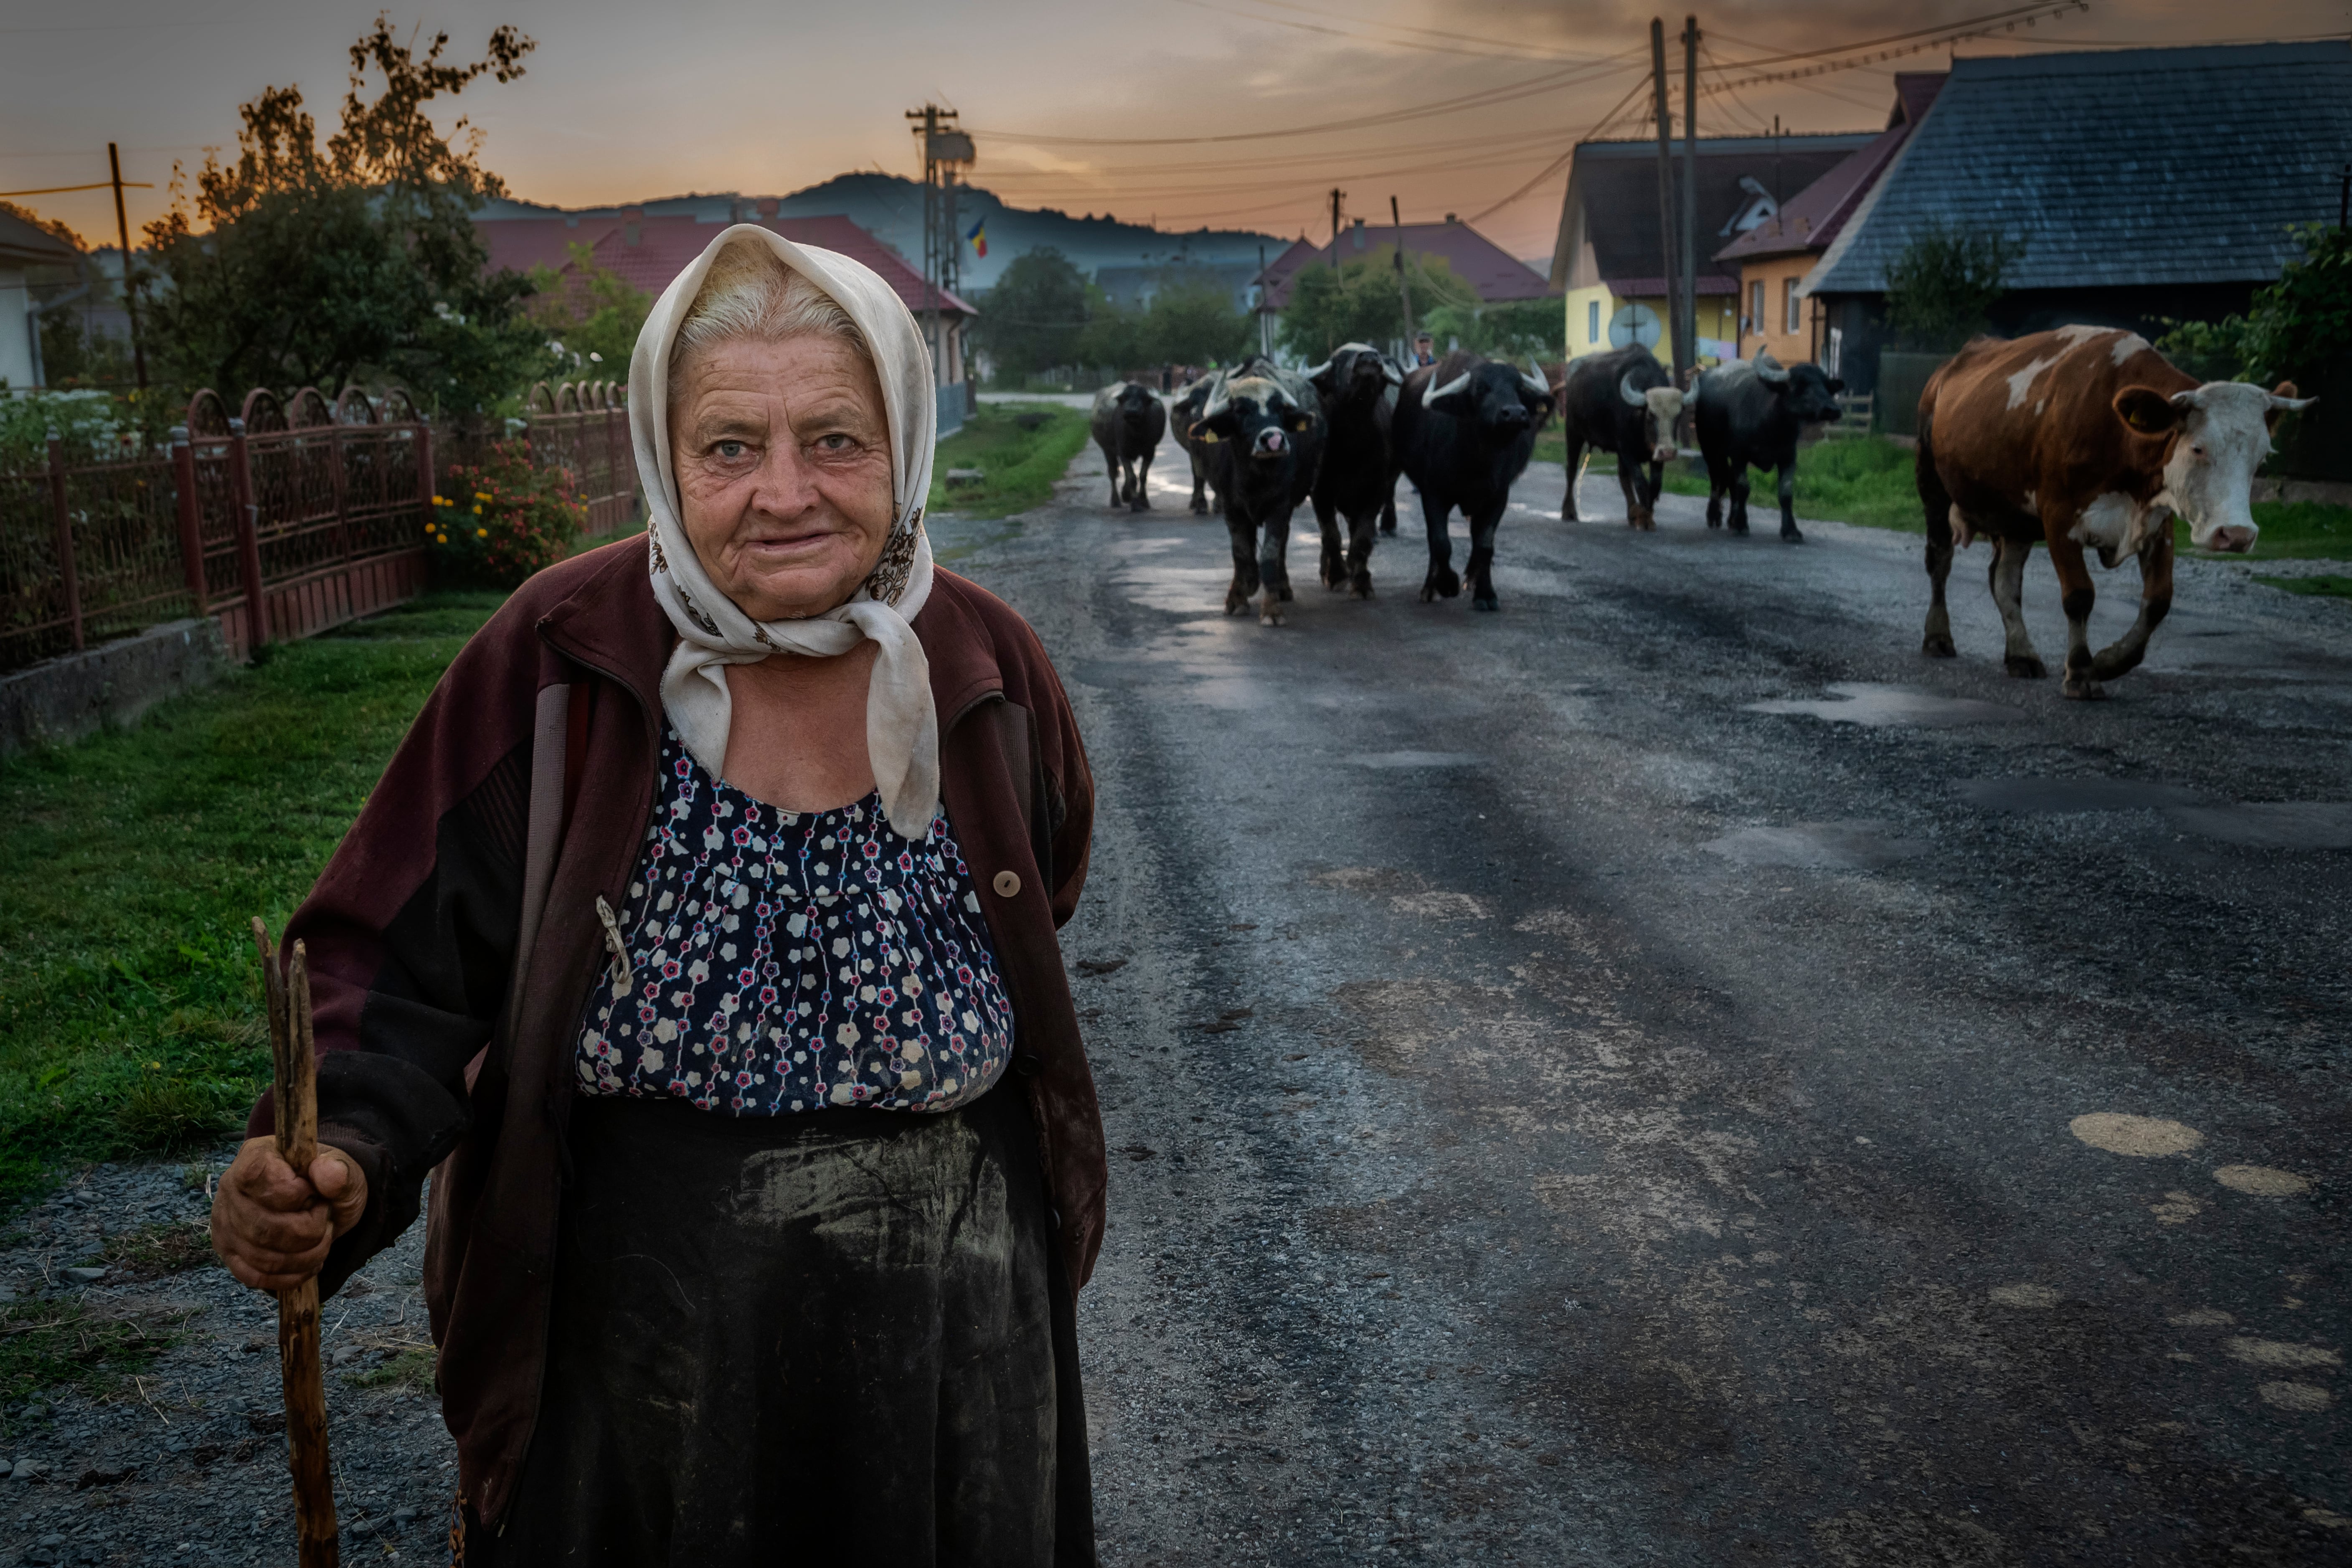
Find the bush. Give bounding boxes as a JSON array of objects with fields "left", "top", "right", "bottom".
[
  {"left": 0, "top": 388, "right": 174, "bottom": 469},
  {"left": 428, "top": 443, "right": 582, "bottom": 587},
  {"left": 2156, "top": 223, "right": 2352, "bottom": 388},
  {"left": 1885, "top": 222, "right": 2022, "bottom": 351}
]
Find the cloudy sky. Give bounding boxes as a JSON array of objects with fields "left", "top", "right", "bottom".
[{"left": 5, "top": 0, "right": 2346, "bottom": 258}]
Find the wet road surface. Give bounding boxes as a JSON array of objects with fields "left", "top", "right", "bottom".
[{"left": 942, "top": 426, "right": 2352, "bottom": 1565}]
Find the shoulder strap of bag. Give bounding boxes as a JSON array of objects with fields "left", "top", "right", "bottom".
[{"left": 474, "top": 679, "right": 585, "bottom": 1089}]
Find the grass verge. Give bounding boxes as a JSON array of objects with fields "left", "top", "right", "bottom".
[
  {"left": 0, "top": 1299, "right": 190, "bottom": 1434},
  {"left": 2253, "top": 573, "right": 2352, "bottom": 598},
  {"left": 345, "top": 1345, "right": 436, "bottom": 1392},
  {"left": 0, "top": 590, "right": 505, "bottom": 1208},
  {"left": 86, "top": 1220, "right": 218, "bottom": 1282},
  {"left": 927, "top": 403, "right": 1094, "bottom": 520}
]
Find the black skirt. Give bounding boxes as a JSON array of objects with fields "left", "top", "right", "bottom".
[{"left": 457, "top": 1083, "right": 1096, "bottom": 1566}]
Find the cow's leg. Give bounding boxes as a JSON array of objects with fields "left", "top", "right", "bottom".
[
  {"left": 1346, "top": 503, "right": 1377, "bottom": 598},
  {"left": 2043, "top": 532, "right": 2103, "bottom": 700},
  {"left": 1728, "top": 471, "right": 1753, "bottom": 535},
  {"left": 1259, "top": 505, "right": 1296, "bottom": 625},
  {"left": 2090, "top": 530, "right": 2174, "bottom": 683},
  {"left": 1131, "top": 449, "right": 1154, "bottom": 512},
  {"left": 1313, "top": 493, "right": 1347, "bottom": 590},
  {"left": 1223, "top": 509, "right": 1261, "bottom": 615},
  {"left": 1380, "top": 477, "right": 1399, "bottom": 536},
  {"left": 1562, "top": 435, "right": 1584, "bottom": 521},
  {"left": 1189, "top": 453, "right": 1210, "bottom": 515},
  {"left": 1705, "top": 459, "right": 1728, "bottom": 529},
  {"left": 1466, "top": 502, "right": 1505, "bottom": 612},
  {"left": 1919, "top": 454, "right": 1958, "bottom": 657},
  {"left": 1989, "top": 536, "right": 2045, "bottom": 679},
  {"left": 1101, "top": 441, "right": 1122, "bottom": 506},
  {"left": 1776, "top": 464, "right": 1803, "bottom": 543},
  {"left": 1420, "top": 490, "right": 1461, "bottom": 601}
]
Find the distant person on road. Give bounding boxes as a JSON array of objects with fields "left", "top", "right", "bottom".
[
  {"left": 1413, "top": 331, "right": 1437, "bottom": 368},
  {"left": 210, "top": 226, "right": 1104, "bottom": 1566}
]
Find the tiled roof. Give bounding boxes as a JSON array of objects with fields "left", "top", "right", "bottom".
[
  {"left": 1603, "top": 275, "right": 1739, "bottom": 297},
  {"left": 1258, "top": 219, "right": 1556, "bottom": 308},
  {"left": 479, "top": 212, "right": 974, "bottom": 317},
  {"left": 1809, "top": 41, "right": 2352, "bottom": 294},
  {"left": 0, "top": 206, "right": 83, "bottom": 269},
  {"left": 1715, "top": 76, "right": 1944, "bottom": 265}
]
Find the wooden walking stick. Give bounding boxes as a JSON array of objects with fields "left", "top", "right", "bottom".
[{"left": 255, "top": 918, "right": 340, "bottom": 1567}]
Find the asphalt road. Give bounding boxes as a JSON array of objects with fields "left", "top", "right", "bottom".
[{"left": 947, "top": 426, "right": 2352, "bottom": 1565}]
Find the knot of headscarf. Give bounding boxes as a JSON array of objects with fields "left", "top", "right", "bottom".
[{"left": 628, "top": 224, "right": 941, "bottom": 839}]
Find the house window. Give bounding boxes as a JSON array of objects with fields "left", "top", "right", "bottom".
[
  {"left": 1749, "top": 280, "right": 1763, "bottom": 335},
  {"left": 1784, "top": 278, "right": 1800, "bottom": 336},
  {"left": 1587, "top": 300, "right": 1600, "bottom": 343}
]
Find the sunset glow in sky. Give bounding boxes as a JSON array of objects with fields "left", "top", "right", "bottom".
[{"left": 5, "top": 0, "right": 2347, "bottom": 257}]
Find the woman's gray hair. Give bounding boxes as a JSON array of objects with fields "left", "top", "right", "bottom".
[{"left": 669, "top": 239, "right": 869, "bottom": 395}]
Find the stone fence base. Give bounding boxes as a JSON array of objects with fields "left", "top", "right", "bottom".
[{"left": 0, "top": 619, "right": 231, "bottom": 761}]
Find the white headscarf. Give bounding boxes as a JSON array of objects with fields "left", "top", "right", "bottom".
[{"left": 629, "top": 223, "right": 940, "bottom": 839}]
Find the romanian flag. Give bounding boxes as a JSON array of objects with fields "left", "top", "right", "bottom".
[{"left": 965, "top": 217, "right": 988, "bottom": 259}]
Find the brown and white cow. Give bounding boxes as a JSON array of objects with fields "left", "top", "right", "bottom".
[{"left": 1916, "top": 326, "right": 2312, "bottom": 699}]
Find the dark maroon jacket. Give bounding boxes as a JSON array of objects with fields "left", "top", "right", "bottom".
[{"left": 253, "top": 536, "right": 1105, "bottom": 1525}]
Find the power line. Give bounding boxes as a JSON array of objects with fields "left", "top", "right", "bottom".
[
  {"left": 1232, "top": 0, "right": 1614, "bottom": 60},
  {"left": 1163, "top": 0, "right": 1609, "bottom": 63},
  {"left": 0, "top": 179, "right": 154, "bottom": 197},
  {"left": 981, "top": 146, "right": 1572, "bottom": 203},
  {"left": 1701, "top": 2, "right": 2087, "bottom": 72}
]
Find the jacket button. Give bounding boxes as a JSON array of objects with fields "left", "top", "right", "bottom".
[
  {"left": 1013, "top": 1054, "right": 1043, "bottom": 1077},
  {"left": 992, "top": 870, "right": 1022, "bottom": 898}
]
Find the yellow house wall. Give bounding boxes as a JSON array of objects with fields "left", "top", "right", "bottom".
[{"left": 1563, "top": 285, "right": 1738, "bottom": 365}]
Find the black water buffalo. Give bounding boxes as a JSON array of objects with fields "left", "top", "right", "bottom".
[
  {"left": 1692, "top": 352, "right": 1844, "bottom": 542},
  {"left": 1091, "top": 381, "right": 1168, "bottom": 511},
  {"left": 1304, "top": 342, "right": 1403, "bottom": 596},
  {"left": 1170, "top": 375, "right": 1218, "bottom": 515},
  {"left": 1551, "top": 346, "right": 1684, "bottom": 529},
  {"left": 1195, "top": 357, "right": 1325, "bottom": 624},
  {"left": 1393, "top": 352, "right": 1553, "bottom": 611}
]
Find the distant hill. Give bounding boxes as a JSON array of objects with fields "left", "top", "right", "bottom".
[{"left": 476, "top": 173, "right": 1292, "bottom": 296}]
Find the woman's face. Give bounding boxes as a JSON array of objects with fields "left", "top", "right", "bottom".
[{"left": 670, "top": 332, "right": 896, "bottom": 622}]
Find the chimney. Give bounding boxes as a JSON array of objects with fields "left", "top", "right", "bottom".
[
  {"left": 756, "top": 197, "right": 779, "bottom": 222},
  {"left": 622, "top": 207, "right": 644, "bottom": 247}
]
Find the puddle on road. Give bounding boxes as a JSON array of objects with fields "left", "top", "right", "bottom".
[
  {"left": 2069, "top": 1113, "right": 2205, "bottom": 1157},
  {"left": 2162, "top": 802, "right": 2352, "bottom": 851},
  {"left": 1959, "top": 777, "right": 2202, "bottom": 813},
  {"left": 1347, "top": 751, "right": 1482, "bottom": 769},
  {"left": 1748, "top": 682, "right": 2022, "bottom": 728},
  {"left": 1700, "top": 820, "right": 1928, "bottom": 871}
]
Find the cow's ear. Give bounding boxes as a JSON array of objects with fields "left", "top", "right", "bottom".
[
  {"left": 2113, "top": 385, "right": 2183, "bottom": 436},
  {"left": 1824, "top": 377, "right": 1846, "bottom": 395},
  {"left": 1197, "top": 411, "right": 1238, "bottom": 443}
]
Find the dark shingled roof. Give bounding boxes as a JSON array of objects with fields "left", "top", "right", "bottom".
[{"left": 1809, "top": 41, "right": 2352, "bottom": 295}]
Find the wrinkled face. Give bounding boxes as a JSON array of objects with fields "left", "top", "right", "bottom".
[
  {"left": 670, "top": 334, "right": 897, "bottom": 621},
  {"left": 1200, "top": 378, "right": 1310, "bottom": 459},
  {"left": 1642, "top": 386, "right": 1685, "bottom": 463},
  {"left": 2143, "top": 382, "right": 2279, "bottom": 553}
]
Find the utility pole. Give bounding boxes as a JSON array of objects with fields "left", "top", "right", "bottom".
[
  {"left": 1390, "top": 195, "right": 1415, "bottom": 355},
  {"left": 1680, "top": 15, "right": 1700, "bottom": 375},
  {"left": 108, "top": 142, "right": 147, "bottom": 391},
  {"left": 1648, "top": 20, "right": 1682, "bottom": 383},
  {"left": 906, "top": 105, "right": 972, "bottom": 393},
  {"left": 1257, "top": 242, "right": 1272, "bottom": 356},
  {"left": 1327, "top": 186, "right": 1346, "bottom": 353}
]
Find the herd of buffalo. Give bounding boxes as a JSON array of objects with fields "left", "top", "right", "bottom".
[{"left": 1087, "top": 326, "right": 2312, "bottom": 698}]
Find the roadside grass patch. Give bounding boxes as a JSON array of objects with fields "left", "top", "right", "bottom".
[
  {"left": 0, "top": 1299, "right": 190, "bottom": 1434},
  {"left": 345, "top": 1345, "right": 436, "bottom": 1392},
  {"left": 1548, "top": 436, "right": 1925, "bottom": 531},
  {"left": 2253, "top": 573, "right": 2352, "bottom": 598},
  {"left": 87, "top": 1220, "right": 217, "bottom": 1281},
  {"left": 927, "top": 403, "right": 1093, "bottom": 520},
  {"left": 2227, "top": 500, "right": 2352, "bottom": 562},
  {"left": 0, "top": 590, "right": 504, "bottom": 1209}
]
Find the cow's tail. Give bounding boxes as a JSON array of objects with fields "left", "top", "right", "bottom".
[{"left": 1916, "top": 387, "right": 1951, "bottom": 549}]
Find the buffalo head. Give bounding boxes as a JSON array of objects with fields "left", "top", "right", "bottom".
[
  {"left": 1307, "top": 343, "right": 1404, "bottom": 409},
  {"left": 2113, "top": 378, "right": 2314, "bottom": 553},
  {"left": 1111, "top": 381, "right": 1159, "bottom": 429},
  {"left": 1752, "top": 352, "right": 1845, "bottom": 424},
  {"left": 1619, "top": 370, "right": 1686, "bottom": 464},
  {"left": 1198, "top": 376, "right": 1316, "bottom": 461},
  {"left": 1426, "top": 358, "right": 1553, "bottom": 444}
]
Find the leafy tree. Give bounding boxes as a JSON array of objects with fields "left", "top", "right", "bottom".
[
  {"left": 1421, "top": 297, "right": 1562, "bottom": 364},
  {"left": 972, "top": 248, "right": 1092, "bottom": 378},
  {"left": 1278, "top": 251, "right": 1467, "bottom": 361},
  {"left": 1883, "top": 221, "right": 2022, "bottom": 352},
  {"left": 1138, "top": 273, "right": 1255, "bottom": 366},
  {"left": 527, "top": 243, "right": 652, "bottom": 381},
  {"left": 2154, "top": 223, "right": 2352, "bottom": 388},
  {"left": 142, "top": 18, "right": 542, "bottom": 413}
]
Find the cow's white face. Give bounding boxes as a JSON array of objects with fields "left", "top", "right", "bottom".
[
  {"left": 2116, "top": 381, "right": 2314, "bottom": 554},
  {"left": 1643, "top": 386, "right": 1685, "bottom": 464}
]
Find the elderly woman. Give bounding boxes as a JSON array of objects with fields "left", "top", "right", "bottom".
[{"left": 208, "top": 228, "right": 1105, "bottom": 1564}]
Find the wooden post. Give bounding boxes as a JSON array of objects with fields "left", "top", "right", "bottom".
[
  {"left": 228, "top": 417, "right": 269, "bottom": 650},
  {"left": 45, "top": 431, "right": 85, "bottom": 654},
  {"left": 170, "top": 425, "right": 209, "bottom": 613},
  {"left": 255, "top": 921, "right": 340, "bottom": 1567},
  {"left": 1649, "top": 20, "right": 1683, "bottom": 385}
]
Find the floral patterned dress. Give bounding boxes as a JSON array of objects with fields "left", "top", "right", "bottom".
[{"left": 573, "top": 730, "right": 1015, "bottom": 1115}]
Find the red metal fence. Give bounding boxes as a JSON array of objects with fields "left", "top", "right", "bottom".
[{"left": 1, "top": 381, "right": 640, "bottom": 673}]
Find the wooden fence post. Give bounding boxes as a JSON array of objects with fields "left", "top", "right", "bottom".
[
  {"left": 45, "top": 431, "right": 86, "bottom": 654},
  {"left": 229, "top": 416, "right": 269, "bottom": 650},
  {"left": 415, "top": 419, "right": 435, "bottom": 516},
  {"left": 170, "top": 424, "right": 209, "bottom": 614}
]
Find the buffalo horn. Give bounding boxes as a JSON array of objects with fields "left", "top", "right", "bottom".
[
  {"left": 1382, "top": 359, "right": 1403, "bottom": 386},
  {"left": 1521, "top": 366, "right": 1550, "bottom": 397},
  {"left": 1753, "top": 352, "right": 1790, "bottom": 385},
  {"left": 1304, "top": 358, "right": 1333, "bottom": 383},
  {"left": 1619, "top": 370, "right": 1649, "bottom": 407},
  {"left": 1425, "top": 370, "right": 1472, "bottom": 403}
]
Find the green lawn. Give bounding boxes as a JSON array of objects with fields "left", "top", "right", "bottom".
[
  {"left": 927, "top": 402, "right": 1094, "bottom": 520},
  {"left": 2255, "top": 573, "right": 2352, "bottom": 599},
  {"left": 0, "top": 591, "right": 506, "bottom": 1207}
]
